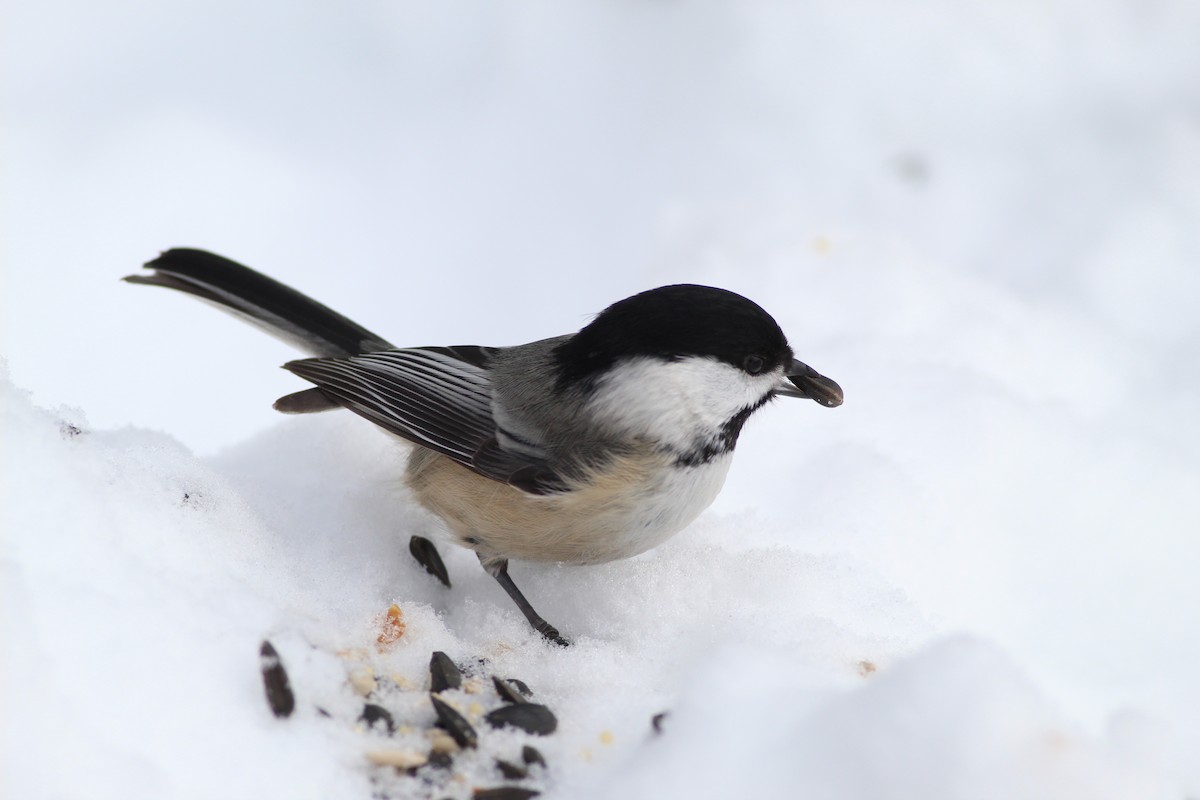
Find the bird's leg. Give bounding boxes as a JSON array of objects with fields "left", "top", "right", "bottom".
[{"left": 479, "top": 555, "right": 570, "bottom": 647}]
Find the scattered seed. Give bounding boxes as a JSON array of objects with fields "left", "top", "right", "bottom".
[
  {"left": 259, "top": 641, "right": 295, "bottom": 719},
  {"left": 377, "top": 604, "right": 406, "bottom": 648},
  {"left": 474, "top": 789, "right": 540, "bottom": 800},
  {"left": 360, "top": 703, "right": 395, "bottom": 734},
  {"left": 521, "top": 745, "right": 546, "bottom": 768},
  {"left": 492, "top": 676, "right": 527, "bottom": 705},
  {"left": 409, "top": 535, "right": 451, "bottom": 588},
  {"left": 858, "top": 659, "right": 877, "bottom": 677},
  {"left": 430, "top": 651, "right": 463, "bottom": 693},
  {"left": 431, "top": 695, "right": 478, "bottom": 749},
  {"left": 428, "top": 729, "right": 460, "bottom": 754},
  {"left": 651, "top": 712, "right": 668, "bottom": 734},
  {"left": 366, "top": 748, "right": 427, "bottom": 770},
  {"left": 349, "top": 667, "right": 377, "bottom": 696},
  {"left": 506, "top": 678, "right": 532, "bottom": 697},
  {"left": 599, "top": 730, "right": 614, "bottom": 745},
  {"left": 485, "top": 704, "right": 557, "bottom": 735},
  {"left": 495, "top": 759, "right": 528, "bottom": 780},
  {"left": 428, "top": 749, "right": 453, "bottom": 769}
]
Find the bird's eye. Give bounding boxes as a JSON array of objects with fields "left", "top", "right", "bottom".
[{"left": 743, "top": 354, "right": 766, "bottom": 375}]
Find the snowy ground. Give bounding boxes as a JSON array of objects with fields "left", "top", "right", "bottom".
[{"left": 3, "top": 2, "right": 1199, "bottom": 798}]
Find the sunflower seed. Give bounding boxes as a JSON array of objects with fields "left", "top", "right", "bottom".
[
  {"left": 492, "top": 676, "right": 528, "bottom": 704},
  {"left": 496, "top": 759, "right": 528, "bottom": 779},
  {"left": 349, "top": 667, "right": 377, "bottom": 696},
  {"left": 430, "top": 695, "right": 478, "bottom": 749},
  {"left": 428, "top": 749, "right": 453, "bottom": 769},
  {"left": 360, "top": 703, "right": 395, "bottom": 734},
  {"left": 485, "top": 704, "right": 557, "bottom": 735},
  {"left": 651, "top": 711, "right": 669, "bottom": 734},
  {"left": 521, "top": 745, "right": 546, "bottom": 768},
  {"left": 409, "top": 535, "right": 451, "bottom": 588},
  {"left": 473, "top": 789, "right": 540, "bottom": 800},
  {"left": 366, "top": 748, "right": 427, "bottom": 770},
  {"left": 429, "top": 729, "right": 460, "bottom": 754},
  {"left": 430, "top": 651, "right": 463, "bottom": 693},
  {"left": 259, "top": 641, "right": 295, "bottom": 719}
]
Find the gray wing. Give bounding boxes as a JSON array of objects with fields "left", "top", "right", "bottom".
[{"left": 282, "top": 346, "right": 568, "bottom": 495}]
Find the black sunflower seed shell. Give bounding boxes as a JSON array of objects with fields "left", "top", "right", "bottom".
[
  {"left": 484, "top": 703, "right": 557, "bottom": 735},
  {"left": 360, "top": 703, "right": 395, "bottom": 734},
  {"left": 492, "top": 676, "right": 528, "bottom": 704},
  {"left": 521, "top": 745, "right": 546, "bottom": 767},
  {"left": 409, "top": 535, "right": 451, "bottom": 588},
  {"left": 473, "top": 788, "right": 540, "bottom": 800},
  {"left": 430, "top": 651, "right": 463, "bottom": 692},
  {"left": 259, "top": 640, "right": 295, "bottom": 719},
  {"left": 495, "top": 758, "right": 528, "bottom": 779},
  {"left": 430, "top": 694, "right": 478, "bottom": 749}
]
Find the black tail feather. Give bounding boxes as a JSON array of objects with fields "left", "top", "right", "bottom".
[{"left": 126, "top": 248, "right": 394, "bottom": 358}]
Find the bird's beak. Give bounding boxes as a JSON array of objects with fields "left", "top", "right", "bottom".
[{"left": 776, "top": 359, "right": 843, "bottom": 407}]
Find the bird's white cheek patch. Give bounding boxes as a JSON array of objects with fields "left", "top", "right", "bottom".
[{"left": 587, "top": 357, "right": 775, "bottom": 451}]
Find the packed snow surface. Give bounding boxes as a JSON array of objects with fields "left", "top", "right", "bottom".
[{"left": 3, "top": 1, "right": 1199, "bottom": 798}]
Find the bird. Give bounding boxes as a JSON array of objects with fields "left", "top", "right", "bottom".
[{"left": 126, "top": 248, "right": 843, "bottom": 645}]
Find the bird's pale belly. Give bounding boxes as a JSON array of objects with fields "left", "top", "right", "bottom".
[{"left": 405, "top": 447, "right": 732, "bottom": 566}]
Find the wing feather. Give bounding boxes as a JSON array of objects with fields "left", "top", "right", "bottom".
[{"left": 283, "top": 347, "right": 565, "bottom": 493}]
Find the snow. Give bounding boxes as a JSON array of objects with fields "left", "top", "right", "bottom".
[{"left": 3, "top": 1, "right": 1199, "bottom": 798}]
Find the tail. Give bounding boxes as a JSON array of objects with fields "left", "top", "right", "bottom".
[
  {"left": 126, "top": 248, "right": 395, "bottom": 413},
  {"left": 126, "top": 248, "right": 394, "bottom": 358}
]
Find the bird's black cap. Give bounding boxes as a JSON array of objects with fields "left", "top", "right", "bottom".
[{"left": 553, "top": 284, "right": 793, "bottom": 392}]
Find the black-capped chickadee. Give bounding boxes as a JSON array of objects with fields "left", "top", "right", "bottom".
[{"left": 127, "top": 249, "right": 843, "bottom": 645}]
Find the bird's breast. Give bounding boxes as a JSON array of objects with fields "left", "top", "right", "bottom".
[{"left": 404, "top": 447, "right": 732, "bottom": 565}]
